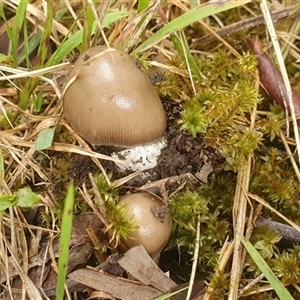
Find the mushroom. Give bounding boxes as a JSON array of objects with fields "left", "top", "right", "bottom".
[
  {"left": 62, "top": 46, "right": 167, "bottom": 172},
  {"left": 120, "top": 192, "right": 172, "bottom": 258}
]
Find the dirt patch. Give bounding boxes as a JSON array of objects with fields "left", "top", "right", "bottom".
[{"left": 68, "top": 100, "right": 225, "bottom": 188}]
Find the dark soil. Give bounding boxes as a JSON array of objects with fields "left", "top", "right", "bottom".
[
  {"left": 68, "top": 99, "right": 225, "bottom": 189},
  {"left": 65, "top": 98, "right": 226, "bottom": 288},
  {"left": 61, "top": 67, "right": 226, "bottom": 291}
]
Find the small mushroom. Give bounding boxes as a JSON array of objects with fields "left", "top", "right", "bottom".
[
  {"left": 120, "top": 192, "right": 172, "bottom": 258},
  {"left": 62, "top": 46, "right": 167, "bottom": 172}
]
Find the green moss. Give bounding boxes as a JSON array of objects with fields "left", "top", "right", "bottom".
[
  {"left": 180, "top": 100, "right": 207, "bottom": 136},
  {"left": 95, "top": 173, "right": 118, "bottom": 200},
  {"left": 273, "top": 246, "right": 300, "bottom": 284},
  {"left": 245, "top": 227, "right": 300, "bottom": 288},
  {"left": 134, "top": 52, "right": 152, "bottom": 71},
  {"left": 94, "top": 174, "right": 135, "bottom": 242},
  {"left": 153, "top": 54, "right": 196, "bottom": 101},
  {"left": 250, "top": 148, "right": 300, "bottom": 222},
  {"left": 106, "top": 197, "right": 136, "bottom": 242},
  {"left": 207, "top": 271, "right": 230, "bottom": 300},
  {"left": 200, "top": 173, "right": 236, "bottom": 215},
  {"left": 250, "top": 226, "right": 281, "bottom": 260},
  {"left": 244, "top": 229, "right": 278, "bottom": 277},
  {"left": 0, "top": 111, "right": 17, "bottom": 130},
  {"left": 157, "top": 69, "right": 191, "bottom": 100},
  {"left": 178, "top": 50, "right": 261, "bottom": 171},
  {"left": 258, "top": 104, "right": 285, "bottom": 141},
  {"left": 169, "top": 186, "right": 231, "bottom": 279},
  {"left": 169, "top": 190, "right": 209, "bottom": 235}
]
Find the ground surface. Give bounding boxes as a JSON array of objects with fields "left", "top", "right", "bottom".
[{"left": 1, "top": 1, "right": 300, "bottom": 299}]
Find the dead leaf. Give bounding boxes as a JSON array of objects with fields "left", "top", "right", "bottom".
[
  {"left": 118, "top": 245, "right": 177, "bottom": 292},
  {"left": 68, "top": 268, "right": 163, "bottom": 300},
  {"left": 248, "top": 37, "right": 300, "bottom": 125}
]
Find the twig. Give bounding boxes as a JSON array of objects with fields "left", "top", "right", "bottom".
[
  {"left": 239, "top": 273, "right": 265, "bottom": 297},
  {"left": 256, "top": 216, "right": 300, "bottom": 244}
]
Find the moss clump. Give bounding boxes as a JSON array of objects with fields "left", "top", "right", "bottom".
[
  {"left": 180, "top": 96, "right": 207, "bottom": 136},
  {"left": 207, "top": 270, "right": 230, "bottom": 300},
  {"left": 245, "top": 226, "right": 281, "bottom": 278},
  {"left": 169, "top": 186, "right": 231, "bottom": 280},
  {"left": 258, "top": 104, "right": 285, "bottom": 141},
  {"left": 94, "top": 174, "right": 135, "bottom": 243},
  {"left": 273, "top": 246, "right": 300, "bottom": 284},
  {"left": 0, "top": 111, "right": 18, "bottom": 130},
  {"left": 250, "top": 148, "right": 300, "bottom": 222},
  {"left": 179, "top": 50, "right": 261, "bottom": 171},
  {"left": 244, "top": 228, "right": 300, "bottom": 297}
]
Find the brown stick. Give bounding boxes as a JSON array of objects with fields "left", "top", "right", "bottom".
[{"left": 256, "top": 216, "right": 300, "bottom": 243}]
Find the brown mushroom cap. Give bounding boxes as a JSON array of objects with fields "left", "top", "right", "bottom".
[
  {"left": 63, "top": 46, "right": 166, "bottom": 147},
  {"left": 120, "top": 192, "right": 172, "bottom": 258}
]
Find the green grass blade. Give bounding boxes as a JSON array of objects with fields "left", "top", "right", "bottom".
[
  {"left": 171, "top": 31, "right": 201, "bottom": 83},
  {"left": 22, "top": 18, "right": 30, "bottom": 67},
  {"left": 0, "top": 195, "right": 17, "bottom": 213},
  {"left": 0, "top": 7, "right": 13, "bottom": 59},
  {"left": 135, "top": 0, "right": 251, "bottom": 53},
  {"left": 18, "top": 0, "right": 53, "bottom": 109},
  {"left": 17, "top": 31, "right": 42, "bottom": 64},
  {"left": 153, "top": 286, "right": 188, "bottom": 299},
  {"left": 47, "top": 10, "right": 131, "bottom": 66},
  {"left": 56, "top": 183, "right": 75, "bottom": 300},
  {"left": 11, "top": 0, "right": 28, "bottom": 66},
  {"left": 137, "top": 0, "right": 150, "bottom": 13},
  {"left": 34, "top": 90, "right": 44, "bottom": 112},
  {"left": 34, "top": 0, "right": 53, "bottom": 67},
  {"left": 190, "top": 0, "right": 199, "bottom": 10},
  {"left": 239, "top": 234, "right": 293, "bottom": 300},
  {"left": 0, "top": 5, "right": 6, "bottom": 20}
]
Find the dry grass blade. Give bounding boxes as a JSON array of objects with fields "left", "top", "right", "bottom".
[
  {"left": 135, "top": 0, "right": 251, "bottom": 52},
  {"left": 260, "top": 0, "right": 300, "bottom": 166},
  {"left": 228, "top": 158, "right": 252, "bottom": 300},
  {"left": 0, "top": 63, "right": 69, "bottom": 81},
  {"left": 1, "top": 134, "right": 121, "bottom": 163},
  {"left": 125, "top": 0, "right": 163, "bottom": 52},
  {"left": 1, "top": 1, "right": 300, "bottom": 298},
  {"left": 0, "top": 230, "right": 43, "bottom": 300},
  {"left": 279, "top": 131, "right": 300, "bottom": 183},
  {"left": 203, "top": 240, "right": 233, "bottom": 300},
  {"left": 185, "top": 215, "right": 200, "bottom": 300},
  {"left": 193, "top": 4, "right": 298, "bottom": 46},
  {"left": 228, "top": 67, "right": 259, "bottom": 299},
  {"left": 85, "top": 0, "right": 110, "bottom": 48},
  {"left": 248, "top": 192, "right": 300, "bottom": 234},
  {"left": 3, "top": 0, "right": 69, "bottom": 37}
]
